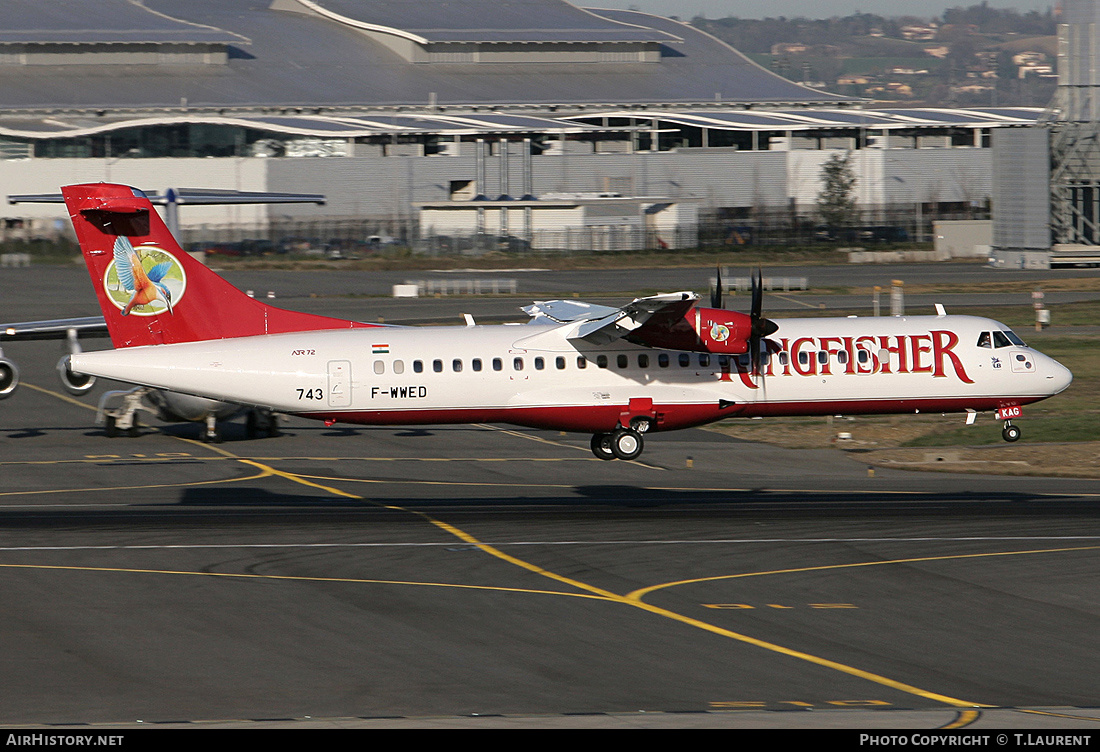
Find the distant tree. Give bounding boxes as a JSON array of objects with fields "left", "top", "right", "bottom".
[{"left": 817, "top": 152, "right": 858, "bottom": 230}]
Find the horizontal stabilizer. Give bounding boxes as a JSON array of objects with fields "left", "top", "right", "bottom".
[{"left": 1, "top": 316, "right": 108, "bottom": 341}]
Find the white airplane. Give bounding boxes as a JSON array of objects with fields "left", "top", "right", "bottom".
[
  {"left": 0, "top": 316, "right": 277, "bottom": 441},
  {"left": 61, "top": 183, "right": 1072, "bottom": 459}
]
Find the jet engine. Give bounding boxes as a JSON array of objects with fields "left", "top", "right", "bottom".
[
  {"left": 56, "top": 356, "right": 96, "bottom": 396},
  {"left": 0, "top": 353, "right": 18, "bottom": 399}
]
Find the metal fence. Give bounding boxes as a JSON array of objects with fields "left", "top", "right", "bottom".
[
  {"left": 52, "top": 202, "right": 990, "bottom": 259},
  {"left": 700, "top": 204, "right": 989, "bottom": 248}
]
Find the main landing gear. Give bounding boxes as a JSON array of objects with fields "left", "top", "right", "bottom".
[{"left": 591, "top": 418, "right": 651, "bottom": 461}]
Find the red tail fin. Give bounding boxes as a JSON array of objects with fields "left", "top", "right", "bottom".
[{"left": 62, "top": 183, "right": 375, "bottom": 348}]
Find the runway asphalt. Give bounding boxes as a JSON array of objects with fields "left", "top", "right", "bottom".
[{"left": 2, "top": 262, "right": 1099, "bottom": 730}]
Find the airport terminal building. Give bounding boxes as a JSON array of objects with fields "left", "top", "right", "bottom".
[{"left": 0, "top": 0, "right": 1041, "bottom": 251}]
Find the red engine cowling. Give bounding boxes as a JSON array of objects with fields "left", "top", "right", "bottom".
[
  {"left": 626, "top": 304, "right": 756, "bottom": 354},
  {"left": 694, "top": 308, "right": 754, "bottom": 354}
]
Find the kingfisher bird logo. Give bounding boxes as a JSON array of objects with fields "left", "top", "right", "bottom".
[
  {"left": 102, "top": 237, "right": 187, "bottom": 317},
  {"left": 708, "top": 322, "right": 730, "bottom": 343}
]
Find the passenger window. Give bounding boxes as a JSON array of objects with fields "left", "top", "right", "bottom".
[
  {"left": 556, "top": 356, "right": 566, "bottom": 370},
  {"left": 698, "top": 354, "right": 710, "bottom": 367},
  {"left": 638, "top": 354, "right": 649, "bottom": 368},
  {"left": 493, "top": 358, "right": 503, "bottom": 371},
  {"left": 374, "top": 360, "right": 385, "bottom": 375},
  {"left": 514, "top": 357, "right": 524, "bottom": 371},
  {"left": 433, "top": 359, "right": 443, "bottom": 373},
  {"left": 817, "top": 351, "right": 828, "bottom": 365},
  {"left": 534, "top": 357, "right": 544, "bottom": 370},
  {"left": 452, "top": 359, "right": 462, "bottom": 372},
  {"left": 472, "top": 358, "right": 482, "bottom": 372},
  {"left": 658, "top": 353, "right": 669, "bottom": 368},
  {"left": 857, "top": 350, "right": 869, "bottom": 364},
  {"left": 837, "top": 351, "right": 848, "bottom": 365},
  {"left": 617, "top": 354, "right": 628, "bottom": 369},
  {"left": 977, "top": 332, "right": 992, "bottom": 348},
  {"left": 597, "top": 355, "right": 608, "bottom": 368},
  {"left": 413, "top": 360, "right": 424, "bottom": 373},
  {"left": 779, "top": 352, "right": 789, "bottom": 366},
  {"left": 393, "top": 360, "right": 404, "bottom": 374},
  {"left": 992, "top": 331, "right": 1012, "bottom": 348},
  {"left": 798, "top": 352, "right": 810, "bottom": 366},
  {"left": 577, "top": 356, "right": 587, "bottom": 369},
  {"left": 679, "top": 353, "right": 690, "bottom": 367}
]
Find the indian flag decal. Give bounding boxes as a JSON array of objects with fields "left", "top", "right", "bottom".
[{"left": 373, "top": 344, "right": 389, "bottom": 353}]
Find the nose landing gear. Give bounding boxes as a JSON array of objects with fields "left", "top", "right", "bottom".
[{"left": 1002, "top": 421, "right": 1021, "bottom": 442}]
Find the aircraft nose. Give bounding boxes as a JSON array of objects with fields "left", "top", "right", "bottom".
[{"left": 1044, "top": 356, "right": 1073, "bottom": 395}]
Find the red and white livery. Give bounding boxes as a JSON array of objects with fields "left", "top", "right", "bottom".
[{"left": 63, "top": 183, "right": 1072, "bottom": 459}]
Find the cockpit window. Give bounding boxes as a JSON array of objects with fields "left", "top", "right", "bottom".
[{"left": 978, "top": 330, "right": 1026, "bottom": 349}]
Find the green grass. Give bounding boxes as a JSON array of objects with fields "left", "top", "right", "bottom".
[
  {"left": 900, "top": 335, "right": 1100, "bottom": 447},
  {"left": 902, "top": 413, "right": 1099, "bottom": 447}
]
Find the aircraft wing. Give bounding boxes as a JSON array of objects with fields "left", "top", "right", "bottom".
[
  {"left": 522, "top": 292, "right": 698, "bottom": 346},
  {"left": 1, "top": 316, "right": 109, "bottom": 341}
]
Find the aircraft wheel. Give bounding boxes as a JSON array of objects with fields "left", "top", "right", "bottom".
[
  {"left": 127, "top": 418, "right": 140, "bottom": 438},
  {"left": 611, "top": 429, "right": 644, "bottom": 461},
  {"left": 247, "top": 410, "right": 280, "bottom": 439},
  {"left": 590, "top": 432, "right": 616, "bottom": 461},
  {"left": 202, "top": 427, "right": 222, "bottom": 444},
  {"left": 1002, "top": 424, "right": 1021, "bottom": 443},
  {"left": 104, "top": 415, "right": 118, "bottom": 438}
]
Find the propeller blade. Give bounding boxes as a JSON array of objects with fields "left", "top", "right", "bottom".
[
  {"left": 748, "top": 268, "right": 778, "bottom": 376},
  {"left": 751, "top": 268, "right": 762, "bottom": 320},
  {"left": 711, "top": 266, "right": 723, "bottom": 309}
]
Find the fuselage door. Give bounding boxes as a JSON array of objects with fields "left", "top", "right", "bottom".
[{"left": 327, "top": 360, "right": 352, "bottom": 407}]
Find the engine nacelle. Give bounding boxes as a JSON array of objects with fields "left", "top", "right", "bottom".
[
  {"left": 694, "top": 308, "right": 754, "bottom": 354},
  {"left": 0, "top": 356, "right": 18, "bottom": 399},
  {"left": 627, "top": 306, "right": 756, "bottom": 354},
  {"left": 56, "top": 355, "right": 96, "bottom": 396}
]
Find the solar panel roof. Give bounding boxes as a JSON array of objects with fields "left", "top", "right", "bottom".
[
  {"left": 0, "top": 0, "right": 245, "bottom": 45},
  {"left": 0, "top": 0, "right": 851, "bottom": 111},
  {"left": 302, "top": 0, "right": 679, "bottom": 44}
]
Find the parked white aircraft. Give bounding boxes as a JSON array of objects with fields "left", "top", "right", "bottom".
[
  {"left": 0, "top": 316, "right": 276, "bottom": 440},
  {"left": 61, "top": 183, "right": 1071, "bottom": 459}
]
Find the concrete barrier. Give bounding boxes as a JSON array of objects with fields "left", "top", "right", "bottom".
[
  {"left": 0, "top": 253, "right": 31, "bottom": 267},
  {"left": 715, "top": 274, "right": 808, "bottom": 292},
  {"left": 406, "top": 279, "right": 518, "bottom": 295}
]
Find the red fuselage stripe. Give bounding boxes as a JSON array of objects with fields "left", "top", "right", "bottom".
[{"left": 299, "top": 395, "right": 1044, "bottom": 433}]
